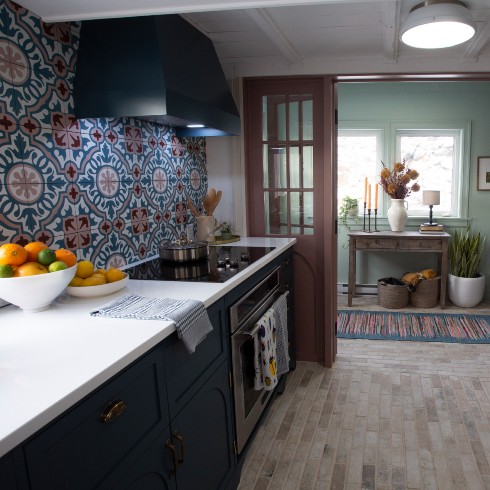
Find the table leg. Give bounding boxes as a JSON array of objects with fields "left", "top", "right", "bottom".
[
  {"left": 348, "top": 237, "right": 356, "bottom": 306},
  {"left": 440, "top": 241, "right": 448, "bottom": 309}
]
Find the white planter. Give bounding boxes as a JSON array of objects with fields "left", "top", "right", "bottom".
[
  {"left": 387, "top": 199, "right": 408, "bottom": 232},
  {"left": 448, "top": 273, "right": 486, "bottom": 308}
]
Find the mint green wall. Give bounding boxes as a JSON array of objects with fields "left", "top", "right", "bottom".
[{"left": 337, "top": 81, "right": 490, "bottom": 300}]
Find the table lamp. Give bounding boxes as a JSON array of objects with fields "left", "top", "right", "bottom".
[{"left": 422, "top": 190, "right": 440, "bottom": 226}]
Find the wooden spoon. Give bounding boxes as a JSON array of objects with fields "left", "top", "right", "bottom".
[
  {"left": 187, "top": 198, "right": 201, "bottom": 218},
  {"left": 209, "top": 190, "right": 222, "bottom": 215},
  {"left": 203, "top": 193, "right": 213, "bottom": 215}
]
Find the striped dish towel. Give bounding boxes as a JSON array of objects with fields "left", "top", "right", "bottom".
[
  {"left": 90, "top": 294, "right": 213, "bottom": 354},
  {"left": 273, "top": 293, "right": 289, "bottom": 376}
]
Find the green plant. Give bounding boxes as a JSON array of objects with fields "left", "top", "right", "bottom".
[
  {"left": 220, "top": 222, "right": 232, "bottom": 233},
  {"left": 449, "top": 226, "right": 486, "bottom": 278},
  {"left": 339, "top": 196, "right": 359, "bottom": 226}
]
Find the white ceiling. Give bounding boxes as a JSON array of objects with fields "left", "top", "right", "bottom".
[{"left": 14, "top": 0, "right": 490, "bottom": 78}]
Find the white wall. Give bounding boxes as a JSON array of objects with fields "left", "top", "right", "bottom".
[{"left": 205, "top": 136, "right": 247, "bottom": 236}]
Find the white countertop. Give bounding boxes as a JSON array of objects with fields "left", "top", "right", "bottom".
[{"left": 0, "top": 237, "right": 295, "bottom": 458}]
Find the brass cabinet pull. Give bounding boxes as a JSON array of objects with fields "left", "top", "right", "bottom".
[
  {"left": 173, "top": 430, "right": 185, "bottom": 466},
  {"left": 166, "top": 439, "right": 178, "bottom": 478},
  {"left": 100, "top": 400, "right": 127, "bottom": 423}
]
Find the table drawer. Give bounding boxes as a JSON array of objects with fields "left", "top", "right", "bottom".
[
  {"left": 356, "top": 238, "right": 397, "bottom": 249},
  {"left": 399, "top": 239, "right": 442, "bottom": 250}
]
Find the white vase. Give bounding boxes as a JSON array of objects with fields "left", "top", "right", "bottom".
[
  {"left": 448, "top": 273, "right": 486, "bottom": 308},
  {"left": 387, "top": 199, "right": 408, "bottom": 232}
]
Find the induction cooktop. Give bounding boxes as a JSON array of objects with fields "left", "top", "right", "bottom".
[{"left": 125, "top": 246, "right": 275, "bottom": 283}]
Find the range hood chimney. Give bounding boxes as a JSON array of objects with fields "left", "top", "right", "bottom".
[{"left": 73, "top": 15, "right": 240, "bottom": 136}]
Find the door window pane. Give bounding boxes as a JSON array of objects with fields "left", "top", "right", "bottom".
[
  {"left": 263, "top": 145, "right": 287, "bottom": 189},
  {"left": 262, "top": 94, "right": 314, "bottom": 235}
]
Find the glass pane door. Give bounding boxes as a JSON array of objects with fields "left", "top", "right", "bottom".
[{"left": 262, "top": 94, "right": 314, "bottom": 235}]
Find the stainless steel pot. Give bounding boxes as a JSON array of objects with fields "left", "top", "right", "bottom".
[{"left": 159, "top": 233, "right": 209, "bottom": 262}]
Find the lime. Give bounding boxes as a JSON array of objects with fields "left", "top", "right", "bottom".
[
  {"left": 37, "top": 248, "right": 57, "bottom": 266},
  {"left": 0, "top": 264, "right": 14, "bottom": 278},
  {"left": 48, "top": 260, "right": 68, "bottom": 273}
]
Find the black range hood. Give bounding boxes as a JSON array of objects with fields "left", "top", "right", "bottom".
[{"left": 73, "top": 15, "right": 240, "bottom": 137}]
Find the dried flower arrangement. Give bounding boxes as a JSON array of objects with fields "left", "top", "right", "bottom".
[{"left": 379, "top": 160, "right": 420, "bottom": 199}]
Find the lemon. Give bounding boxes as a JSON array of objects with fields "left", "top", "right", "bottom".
[
  {"left": 92, "top": 273, "right": 107, "bottom": 283},
  {"left": 0, "top": 264, "right": 14, "bottom": 278},
  {"left": 106, "top": 268, "right": 126, "bottom": 283},
  {"left": 69, "top": 277, "right": 84, "bottom": 287},
  {"left": 82, "top": 275, "right": 106, "bottom": 287},
  {"left": 37, "top": 248, "right": 57, "bottom": 266},
  {"left": 76, "top": 260, "right": 94, "bottom": 279},
  {"left": 94, "top": 268, "right": 108, "bottom": 276},
  {"left": 48, "top": 260, "right": 68, "bottom": 273}
]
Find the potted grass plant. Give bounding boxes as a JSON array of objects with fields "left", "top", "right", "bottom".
[{"left": 448, "top": 226, "right": 486, "bottom": 307}]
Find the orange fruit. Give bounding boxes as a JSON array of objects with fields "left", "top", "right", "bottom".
[
  {"left": 55, "top": 248, "right": 77, "bottom": 268},
  {"left": 24, "top": 241, "right": 48, "bottom": 262},
  {"left": 13, "top": 262, "right": 48, "bottom": 277},
  {"left": 76, "top": 260, "right": 94, "bottom": 279},
  {"left": 106, "top": 268, "right": 126, "bottom": 283},
  {"left": 0, "top": 243, "right": 28, "bottom": 266}
]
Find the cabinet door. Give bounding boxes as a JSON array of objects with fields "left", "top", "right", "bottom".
[
  {"left": 0, "top": 453, "right": 19, "bottom": 490},
  {"left": 112, "top": 428, "right": 177, "bottom": 490},
  {"left": 164, "top": 299, "right": 229, "bottom": 417},
  {"left": 173, "top": 362, "right": 235, "bottom": 490},
  {"left": 25, "top": 346, "right": 168, "bottom": 490}
]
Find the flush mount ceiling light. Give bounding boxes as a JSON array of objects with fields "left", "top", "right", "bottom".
[{"left": 400, "top": 0, "right": 476, "bottom": 49}]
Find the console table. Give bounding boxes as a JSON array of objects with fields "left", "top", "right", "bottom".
[{"left": 347, "top": 231, "right": 450, "bottom": 309}]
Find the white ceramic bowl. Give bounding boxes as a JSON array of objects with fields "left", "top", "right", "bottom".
[
  {"left": 66, "top": 275, "right": 129, "bottom": 298},
  {"left": 0, "top": 265, "right": 77, "bottom": 313}
]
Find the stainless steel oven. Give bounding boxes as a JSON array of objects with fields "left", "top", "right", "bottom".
[{"left": 230, "top": 266, "right": 286, "bottom": 453}]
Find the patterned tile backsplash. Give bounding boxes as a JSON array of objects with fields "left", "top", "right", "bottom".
[{"left": 0, "top": 0, "right": 207, "bottom": 269}]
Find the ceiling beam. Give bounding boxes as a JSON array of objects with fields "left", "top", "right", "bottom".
[
  {"left": 464, "top": 18, "right": 490, "bottom": 60},
  {"left": 381, "top": 0, "right": 401, "bottom": 62},
  {"left": 245, "top": 8, "right": 303, "bottom": 65}
]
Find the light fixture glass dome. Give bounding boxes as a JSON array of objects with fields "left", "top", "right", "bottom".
[{"left": 400, "top": 0, "right": 476, "bottom": 49}]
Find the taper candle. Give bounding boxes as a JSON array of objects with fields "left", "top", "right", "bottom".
[
  {"left": 368, "top": 184, "right": 371, "bottom": 209},
  {"left": 374, "top": 184, "right": 378, "bottom": 209},
  {"left": 364, "top": 177, "right": 368, "bottom": 202}
]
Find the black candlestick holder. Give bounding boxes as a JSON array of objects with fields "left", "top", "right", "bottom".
[
  {"left": 361, "top": 201, "right": 367, "bottom": 231},
  {"left": 373, "top": 208, "right": 380, "bottom": 232}
]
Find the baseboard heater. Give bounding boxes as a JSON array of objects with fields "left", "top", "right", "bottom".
[{"left": 337, "top": 283, "right": 378, "bottom": 296}]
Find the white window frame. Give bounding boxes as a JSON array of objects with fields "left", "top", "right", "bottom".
[{"left": 391, "top": 121, "right": 471, "bottom": 219}]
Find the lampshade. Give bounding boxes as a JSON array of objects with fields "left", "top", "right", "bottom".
[
  {"left": 422, "top": 190, "right": 441, "bottom": 205},
  {"left": 400, "top": 0, "right": 475, "bottom": 49}
]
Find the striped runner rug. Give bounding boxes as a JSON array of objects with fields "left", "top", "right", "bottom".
[{"left": 337, "top": 310, "right": 490, "bottom": 343}]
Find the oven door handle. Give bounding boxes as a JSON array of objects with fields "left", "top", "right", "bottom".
[
  {"left": 237, "top": 290, "right": 288, "bottom": 337},
  {"left": 238, "top": 323, "right": 261, "bottom": 337}
]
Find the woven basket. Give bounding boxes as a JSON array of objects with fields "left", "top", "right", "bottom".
[
  {"left": 377, "top": 279, "right": 409, "bottom": 309},
  {"left": 409, "top": 276, "right": 440, "bottom": 308}
]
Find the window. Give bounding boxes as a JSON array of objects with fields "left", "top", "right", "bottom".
[
  {"left": 338, "top": 122, "right": 469, "bottom": 219},
  {"left": 337, "top": 128, "right": 384, "bottom": 211},
  {"left": 395, "top": 127, "right": 466, "bottom": 217}
]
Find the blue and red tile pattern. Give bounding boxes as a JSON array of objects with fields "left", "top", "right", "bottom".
[{"left": 0, "top": 0, "right": 207, "bottom": 269}]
